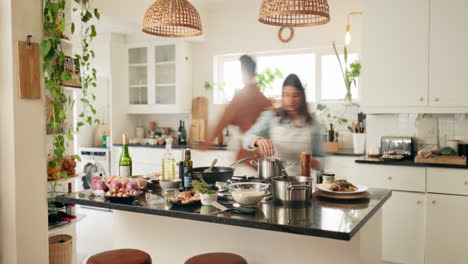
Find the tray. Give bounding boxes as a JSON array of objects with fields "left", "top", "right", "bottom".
[
  {"left": 315, "top": 189, "right": 370, "bottom": 200},
  {"left": 414, "top": 156, "right": 467, "bottom": 165}
]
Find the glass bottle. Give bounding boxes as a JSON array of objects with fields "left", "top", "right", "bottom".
[
  {"left": 162, "top": 139, "right": 176, "bottom": 180},
  {"left": 119, "top": 133, "right": 132, "bottom": 178},
  {"left": 183, "top": 149, "right": 193, "bottom": 190}
]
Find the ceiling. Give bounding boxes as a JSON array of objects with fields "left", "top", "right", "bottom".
[{"left": 93, "top": 0, "right": 263, "bottom": 34}]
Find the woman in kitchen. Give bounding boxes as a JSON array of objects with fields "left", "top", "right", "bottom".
[{"left": 243, "top": 73, "right": 324, "bottom": 175}]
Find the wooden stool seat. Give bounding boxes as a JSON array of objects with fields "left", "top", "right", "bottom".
[
  {"left": 86, "top": 249, "right": 151, "bottom": 264},
  {"left": 185, "top": 252, "right": 247, "bottom": 264}
]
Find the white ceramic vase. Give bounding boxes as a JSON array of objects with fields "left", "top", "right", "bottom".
[{"left": 352, "top": 133, "right": 366, "bottom": 154}]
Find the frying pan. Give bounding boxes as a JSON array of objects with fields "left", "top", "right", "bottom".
[
  {"left": 192, "top": 167, "right": 234, "bottom": 184},
  {"left": 192, "top": 155, "right": 257, "bottom": 184}
]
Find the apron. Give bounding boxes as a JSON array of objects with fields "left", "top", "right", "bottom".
[{"left": 270, "top": 117, "right": 312, "bottom": 176}]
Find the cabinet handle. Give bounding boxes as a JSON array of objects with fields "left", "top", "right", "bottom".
[
  {"left": 419, "top": 97, "right": 424, "bottom": 102},
  {"left": 432, "top": 200, "right": 437, "bottom": 204},
  {"left": 416, "top": 200, "right": 422, "bottom": 204},
  {"left": 433, "top": 97, "right": 439, "bottom": 102},
  {"left": 465, "top": 181, "right": 468, "bottom": 185},
  {"left": 387, "top": 176, "right": 392, "bottom": 180}
]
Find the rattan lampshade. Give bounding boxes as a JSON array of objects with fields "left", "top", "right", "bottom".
[
  {"left": 259, "top": 0, "right": 330, "bottom": 27},
  {"left": 142, "top": 0, "right": 202, "bottom": 38}
]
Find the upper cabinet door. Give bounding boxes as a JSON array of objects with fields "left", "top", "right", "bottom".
[
  {"left": 361, "top": 0, "right": 429, "bottom": 108},
  {"left": 429, "top": 0, "right": 468, "bottom": 107}
]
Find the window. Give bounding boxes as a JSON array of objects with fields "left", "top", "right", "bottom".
[
  {"left": 214, "top": 50, "right": 358, "bottom": 104},
  {"left": 257, "top": 53, "right": 315, "bottom": 101},
  {"left": 320, "top": 54, "right": 359, "bottom": 100}
]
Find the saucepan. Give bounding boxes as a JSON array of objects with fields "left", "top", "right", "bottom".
[
  {"left": 271, "top": 176, "right": 313, "bottom": 204},
  {"left": 250, "top": 157, "right": 291, "bottom": 180}
]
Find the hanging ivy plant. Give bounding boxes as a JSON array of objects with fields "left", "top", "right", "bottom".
[{"left": 41, "top": 0, "right": 100, "bottom": 181}]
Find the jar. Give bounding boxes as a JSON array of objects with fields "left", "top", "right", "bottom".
[{"left": 322, "top": 172, "right": 336, "bottom": 184}]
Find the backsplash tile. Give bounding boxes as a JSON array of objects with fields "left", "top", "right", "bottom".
[{"left": 367, "top": 113, "right": 468, "bottom": 153}]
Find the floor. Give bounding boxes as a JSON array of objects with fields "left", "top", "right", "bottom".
[{"left": 76, "top": 206, "right": 114, "bottom": 264}]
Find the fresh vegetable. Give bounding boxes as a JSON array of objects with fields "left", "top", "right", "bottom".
[
  {"left": 94, "top": 179, "right": 108, "bottom": 191},
  {"left": 125, "top": 181, "right": 139, "bottom": 191},
  {"left": 121, "top": 178, "right": 130, "bottom": 188},
  {"left": 438, "top": 147, "right": 457, "bottom": 156},
  {"left": 91, "top": 176, "right": 102, "bottom": 189},
  {"left": 192, "top": 177, "right": 216, "bottom": 194},
  {"left": 109, "top": 180, "right": 123, "bottom": 191}
]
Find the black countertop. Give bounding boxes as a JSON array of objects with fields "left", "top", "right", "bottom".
[
  {"left": 56, "top": 188, "right": 391, "bottom": 241},
  {"left": 355, "top": 157, "right": 468, "bottom": 169},
  {"left": 113, "top": 143, "right": 228, "bottom": 151}
]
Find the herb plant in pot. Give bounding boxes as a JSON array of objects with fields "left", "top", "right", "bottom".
[{"left": 192, "top": 178, "right": 217, "bottom": 205}]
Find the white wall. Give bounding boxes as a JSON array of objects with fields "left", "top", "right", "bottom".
[
  {"left": 0, "top": 0, "right": 49, "bottom": 263},
  {"left": 75, "top": 30, "right": 112, "bottom": 148},
  {"left": 191, "top": 0, "right": 362, "bottom": 146}
]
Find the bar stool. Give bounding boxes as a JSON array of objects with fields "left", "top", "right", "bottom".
[
  {"left": 86, "top": 249, "right": 152, "bottom": 264},
  {"left": 185, "top": 252, "right": 247, "bottom": 264}
]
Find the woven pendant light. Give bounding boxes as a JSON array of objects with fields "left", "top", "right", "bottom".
[
  {"left": 259, "top": 0, "right": 331, "bottom": 27},
  {"left": 142, "top": 0, "right": 202, "bottom": 38}
]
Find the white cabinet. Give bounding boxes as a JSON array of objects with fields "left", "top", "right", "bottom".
[
  {"left": 361, "top": 0, "right": 468, "bottom": 113},
  {"left": 127, "top": 41, "right": 192, "bottom": 114},
  {"left": 425, "top": 193, "right": 468, "bottom": 264},
  {"left": 361, "top": 0, "right": 429, "bottom": 109},
  {"left": 382, "top": 191, "right": 426, "bottom": 264},
  {"left": 356, "top": 164, "right": 426, "bottom": 192},
  {"left": 429, "top": 0, "right": 468, "bottom": 107},
  {"left": 427, "top": 168, "right": 468, "bottom": 196}
]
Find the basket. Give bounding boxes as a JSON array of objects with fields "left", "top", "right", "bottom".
[{"left": 49, "top": 234, "right": 72, "bottom": 264}]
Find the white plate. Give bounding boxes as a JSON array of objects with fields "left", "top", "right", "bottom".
[{"left": 316, "top": 183, "right": 368, "bottom": 195}]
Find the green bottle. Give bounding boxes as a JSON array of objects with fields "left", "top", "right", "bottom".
[{"left": 119, "top": 133, "right": 132, "bottom": 178}]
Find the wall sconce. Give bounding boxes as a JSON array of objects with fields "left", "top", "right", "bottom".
[{"left": 345, "top": 11, "right": 362, "bottom": 46}]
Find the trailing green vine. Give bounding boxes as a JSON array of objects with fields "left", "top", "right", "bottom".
[
  {"left": 72, "top": 0, "right": 101, "bottom": 129},
  {"left": 41, "top": 0, "right": 100, "bottom": 181}
]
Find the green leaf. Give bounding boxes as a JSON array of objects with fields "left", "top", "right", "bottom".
[
  {"left": 94, "top": 119, "right": 101, "bottom": 124},
  {"left": 60, "top": 171, "right": 68, "bottom": 179},
  {"left": 58, "top": 17, "right": 66, "bottom": 32},
  {"left": 49, "top": 160, "right": 56, "bottom": 169},
  {"left": 77, "top": 122, "right": 85, "bottom": 127},
  {"left": 61, "top": 72, "right": 72, "bottom": 81},
  {"left": 40, "top": 40, "right": 52, "bottom": 58},
  {"left": 94, "top": 9, "right": 101, "bottom": 19},
  {"left": 87, "top": 116, "right": 92, "bottom": 125},
  {"left": 66, "top": 132, "right": 74, "bottom": 141},
  {"left": 71, "top": 22, "right": 75, "bottom": 34},
  {"left": 90, "top": 25, "right": 97, "bottom": 37},
  {"left": 74, "top": 155, "right": 82, "bottom": 162}
]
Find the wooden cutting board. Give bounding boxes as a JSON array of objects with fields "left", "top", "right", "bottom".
[
  {"left": 414, "top": 156, "right": 467, "bottom": 165},
  {"left": 17, "top": 41, "right": 41, "bottom": 99},
  {"left": 192, "top": 97, "right": 208, "bottom": 120}
]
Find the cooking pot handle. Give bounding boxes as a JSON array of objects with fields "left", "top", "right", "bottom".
[
  {"left": 250, "top": 160, "right": 258, "bottom": 167},
  {"left": 287, "top": 185, "right": 310, "bottom": 191}
]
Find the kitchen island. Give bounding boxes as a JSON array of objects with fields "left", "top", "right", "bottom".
[{"left": 57, "top": 188, "right": 391, "bottom": 264}]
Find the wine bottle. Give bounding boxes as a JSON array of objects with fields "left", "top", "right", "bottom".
[
  {"left": 178, "top": 120, "right": 187, "bottom": 145},
  {"left": 183, "top": 149, "right": 193, "bottom": 190},
  {"left": 119, "top": 133, "right": 132, "bottom": 178},
  {"left": 328, "top": 124, "right": 335, "bottom": 142}
]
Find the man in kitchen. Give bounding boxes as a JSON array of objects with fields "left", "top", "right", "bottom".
[{"left": 201, "top": 55, "right": 272, "bottom": 174}]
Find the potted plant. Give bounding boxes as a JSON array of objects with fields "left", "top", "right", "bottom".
[
  {"left": 332, "top": 42, "right": 361, "bottom": 105},
  {"left": 192, "top": 177, "right": 217, "bottom": 205}
]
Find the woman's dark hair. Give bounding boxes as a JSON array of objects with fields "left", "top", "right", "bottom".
[
  {"left": 276, "top": 74, "right": 314, "bottom": 124},
  {"left": 240, "top": 55, "right": 256, "bottom": 75}
]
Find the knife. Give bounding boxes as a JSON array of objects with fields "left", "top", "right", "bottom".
[{"left": 209, "top": 201, "right": 257, "bottom": 215}]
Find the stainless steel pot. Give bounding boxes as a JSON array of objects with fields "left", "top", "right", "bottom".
[
  {"left": 271, "top": 176, "right": 313, "bottom": 204},
  {"left": 250, "top": 158, "right": 290, "bottom": 180},
  {"left": 261, "top": 203, "right": 312, "bottom": 226}
]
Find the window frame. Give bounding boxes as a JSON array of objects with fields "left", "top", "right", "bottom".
[{"left": 213, "top": 48, "right": 360, "bottom": 105}]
